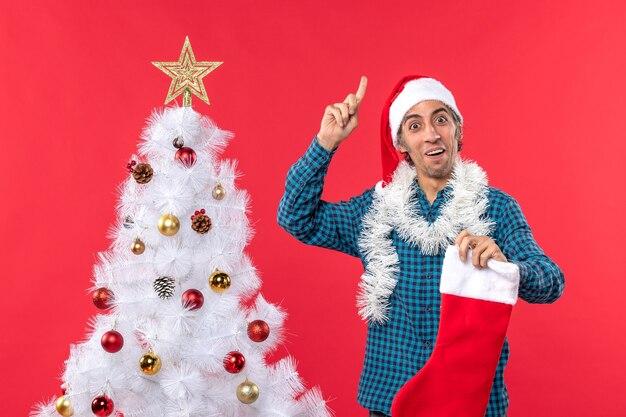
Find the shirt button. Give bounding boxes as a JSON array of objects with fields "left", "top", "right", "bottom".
[
  {"left": 426, "top": 275, "right": 432, "bottom": 280},
  {"left": 425, "top": 307, "right": 432, "bottom": 313},
  {"left": 424, "top": 340, "right": 431, "bottom": 346}
]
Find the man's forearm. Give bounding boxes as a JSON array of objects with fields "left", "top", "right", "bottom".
[
  {"left": 277, "top": 137, "right": 372, "bottom": 258},
  {"left": 499, "top": 198, "right": 565, "bottom": 304},
  {"left": 277, "top": 136, "right": 335, "bottom": 240},
  {"left": 512, "top": 252, "right": 565, "bottom": 304}
]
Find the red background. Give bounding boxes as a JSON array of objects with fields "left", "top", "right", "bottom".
[{"left": 1, "top": 1, "right": 625, "bottom": 416}]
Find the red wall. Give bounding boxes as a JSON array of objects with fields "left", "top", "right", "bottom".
[{"left": 1, "top": 1, "right": 624, "bottom": 416}]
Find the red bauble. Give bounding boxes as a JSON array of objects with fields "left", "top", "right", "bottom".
[
  {"left": 181, "top": 289, "right": 204, "bottom": 310},
  {"left": 223, "top": 351, "right": 245, "bottom": 373},
  {"left": 92, "top": 288, "right": 114, "bottom": 310},
  {"left": 174, "top": 147, "right": 197, "bottom": 167},
  {"left": 247, "top": 320, "right": 270, "bottom": 342},
  {"left": 101, "top": 330, "right": 124, "bottom": 353},
  {"left": 91, "top": 395, "right": 114, "bottom": 416}
]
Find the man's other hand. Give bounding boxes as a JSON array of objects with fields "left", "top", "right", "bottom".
[{"left": 455, "top": 230, "right": 508, "bottom": 268}]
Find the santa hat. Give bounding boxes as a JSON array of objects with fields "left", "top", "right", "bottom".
[{"left": 380, "top": 75, "right": 463, "bottom": 186}]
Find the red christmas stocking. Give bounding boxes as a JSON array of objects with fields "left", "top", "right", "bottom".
[{"left": 391, "top": 245, "right": 520, "bottom": 417}]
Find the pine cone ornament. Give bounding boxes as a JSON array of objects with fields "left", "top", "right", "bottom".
[
  {"left": 153, "top": 276, "right": 175, "bottom": 299},
  {"left": 132, "top": 163, "right": 154, "bottom": 184},
  {"left": 191, "top": 209, "right": 212, "bottom": 234}
]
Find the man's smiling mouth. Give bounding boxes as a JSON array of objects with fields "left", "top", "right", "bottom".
[{"left": 425, "top": 148, "right": 445, "bottom": 156}]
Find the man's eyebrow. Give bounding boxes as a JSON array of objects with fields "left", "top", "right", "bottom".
[
  {"left": 402, "top": 107, "right": 449, "bottom": 124},
  {"left": 403, "top": 113, "right": 423, "bottom": 123}
]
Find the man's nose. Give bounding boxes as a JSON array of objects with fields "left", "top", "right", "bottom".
[{"left": 425, "top": 124, "right": 440, "bottom": 141}]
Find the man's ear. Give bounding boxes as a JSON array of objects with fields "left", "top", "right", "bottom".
[
  {"left": 456, "top": 123, "right": 464, "bottom": 152},
  {"left": 400, "top": 150, "right": 412, "bottom": 164}
]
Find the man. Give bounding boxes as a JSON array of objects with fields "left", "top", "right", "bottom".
[{"left": 277, "top": 75, "right": 564, "bottom": 417}]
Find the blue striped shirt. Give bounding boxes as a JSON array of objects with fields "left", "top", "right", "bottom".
[{"left": 277, "top": 138, "right": 564, "bottom": 416}]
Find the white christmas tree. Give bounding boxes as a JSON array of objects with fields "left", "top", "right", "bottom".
[{"left": 33, "top": 38, "right": 331, "bottom": 417}]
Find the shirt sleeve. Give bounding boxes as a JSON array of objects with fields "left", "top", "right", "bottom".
[
  {"left": 277, "top": 137, "right": 374, "bottom": 258},
  {"left": 498, "top": 197, "right": 565, "bottom": 304}
]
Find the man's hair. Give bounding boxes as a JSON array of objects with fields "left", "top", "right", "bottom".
[{"left": 396, "top": 104, "right": 463, "bottom": 166}]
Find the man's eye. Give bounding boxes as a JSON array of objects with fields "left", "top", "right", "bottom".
[
  {"left": 409, "top": 122, "right": 420, "bottom": 130},
  {"left": 435, "top": 116, "right": 448, "bottom": 124}
]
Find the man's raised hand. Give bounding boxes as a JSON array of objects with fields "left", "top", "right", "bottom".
[{"left": 317, "top": 76, "right": 368, "bottom": 151}]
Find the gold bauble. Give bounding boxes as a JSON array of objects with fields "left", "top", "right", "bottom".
[
  {"left": 209, "top": 270, "right": 231, "bottom": 293},
  {"left": 131, "top": 238, "right": 145, "bottom": 255},
  {"left": 236, "top": 379, "right": 259, "bottom": 404},
  {"left": 55, "top": 395, "right": 74, "bottom": 417},
  {"left": 139, "top": 352, "right": 162, "bottom": 375},
  {"left": 212, "top": 183, "right": 226, "bottom": 200},
  {"left": 158, "top": 213, "right": 180, "bottom": 236}
]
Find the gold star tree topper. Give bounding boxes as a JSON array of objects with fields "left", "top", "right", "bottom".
[{"left": 152, "top": 36, "right": 223, "bottom": 106}]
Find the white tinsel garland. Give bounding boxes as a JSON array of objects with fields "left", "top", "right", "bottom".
[{"left": 357, "top": 159, "right": 493, "bottom": 324}]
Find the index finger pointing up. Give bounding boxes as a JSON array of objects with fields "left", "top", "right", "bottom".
[{"left": 355, "top": 76, "right": 368, "bottom": 102}]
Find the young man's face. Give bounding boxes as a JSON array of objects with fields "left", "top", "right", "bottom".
[{"left": 397, "top": 100, "right": 460, "bottom": 180}]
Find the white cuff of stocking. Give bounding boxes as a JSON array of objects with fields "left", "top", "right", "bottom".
[{"left": 440, "top": 245, "right": 520, "bottom": 305}]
